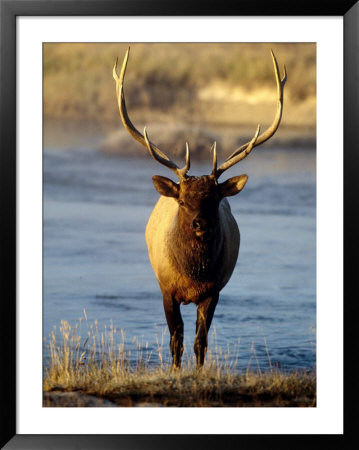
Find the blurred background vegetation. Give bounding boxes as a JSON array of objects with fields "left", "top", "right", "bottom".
[{"left": 43, "top": 43, "right": 316, "bottom": 157}]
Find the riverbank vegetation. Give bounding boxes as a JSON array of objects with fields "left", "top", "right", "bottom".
[
  {"left": 43, "top": 314, "right": 316, "bottom": 407},
  {"left": 43, "top": 43, "right": 316, "bottom": 154}
]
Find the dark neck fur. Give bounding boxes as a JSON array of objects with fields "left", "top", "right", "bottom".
[{"left": 167, "top": 220, "right": 223, "bottom": 282}]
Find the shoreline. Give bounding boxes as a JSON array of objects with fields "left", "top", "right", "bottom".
[
  {"left": 43, "top": 368, "right": 316, "bottom": 408},
  {"left": 44, "top": 118, "right": 316, "bottom": 154}
]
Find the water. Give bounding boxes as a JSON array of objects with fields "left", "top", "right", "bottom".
[{"left": 43, "top": 145, "right": 316, "bottom": 372}]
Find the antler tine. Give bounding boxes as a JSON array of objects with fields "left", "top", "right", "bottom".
[
  {"left": 113, "top": 47, "right": 170, "bottom": 161},
  {"left": 215, "top": 125, "right": 260, "bottom": 179},
  {"left": 226, "top": 50, "right": 287, "bottom": 161},
  {"left": 180, "top": 142, "right": 191, "bottom": 177},
  {"left": 211, "top": 142, "right": 217, "bottom": 177},
  {"left": 174, "top": 142, "right": 191, "bottom": 180},
  {"left": 144, "top": 128, "right": 190, "bottom": 180}
]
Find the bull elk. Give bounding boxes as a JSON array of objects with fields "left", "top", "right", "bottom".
[{"left": 113, "top": 48, "right": 287, "bottom": 368}]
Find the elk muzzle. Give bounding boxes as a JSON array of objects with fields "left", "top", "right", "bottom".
[{"left": 191, "top": 215, "right": 216, "bottom": 241}]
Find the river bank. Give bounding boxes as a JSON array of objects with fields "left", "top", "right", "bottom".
[{"left": 43, "top": 369, "right": 316, "bottom": 407}]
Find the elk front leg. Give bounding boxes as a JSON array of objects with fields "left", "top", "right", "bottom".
[
  {"left": 194, "top": 293, "right": 219, "bottom": 367},
  {"left": 162, "top": 293, "right": 184, "bottom": 368}
]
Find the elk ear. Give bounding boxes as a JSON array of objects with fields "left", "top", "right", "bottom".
[
  {"left": 219, "top": 175, "right": 248, "bottom": 197},
  {"left": 152, "top": 175, "right": 179, "bottom": 198}
]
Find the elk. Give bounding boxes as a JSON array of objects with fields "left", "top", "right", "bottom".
[{"left": 113, "top": 48, "right": 287, "bottom": 368}]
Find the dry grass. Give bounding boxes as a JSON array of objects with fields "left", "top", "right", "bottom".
[
  {"left": 43, "top": 312, "right": 316, "bottom": 407},
  {"left": 43, "top": 43, "right": 316, "bottom": 132}
]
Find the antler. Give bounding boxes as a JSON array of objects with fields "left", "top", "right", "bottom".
[
  {"left": 225, "top": 50, "right": 287, "bottom": 162},
  {"left": 113, "top": 48, "right": 190, "bottom": 180},
  {"left": 114, "top": 48, "right": 286, "bottom": 182},
  {"left": 144, "top": 127, "right": 190, "bottom": 180},
  {"left": 212, "top": 125, "right": 261, "bottom": 179}
]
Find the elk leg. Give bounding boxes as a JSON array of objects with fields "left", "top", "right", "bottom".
[
  {"left": 162, "top": 294, "right": 184, "bottom": 368},
  {"left": 194, "top": 294, "right": 219, "bottom": 366}
]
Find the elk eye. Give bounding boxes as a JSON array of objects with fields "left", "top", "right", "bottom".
[{"left": 178, "top": 200, "right": 185, "bottom": 206}]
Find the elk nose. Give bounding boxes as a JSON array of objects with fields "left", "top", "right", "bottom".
[{"left": 192, "top": 217, "right": 207, "bottom": 231}]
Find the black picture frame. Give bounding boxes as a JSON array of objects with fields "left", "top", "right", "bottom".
[{"left": 1, "top": 1, "right": 357, "bottom": 448}]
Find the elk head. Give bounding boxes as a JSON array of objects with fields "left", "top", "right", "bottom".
[{"left": 113, "top": 48, "right": 287, "bottom": 242}]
